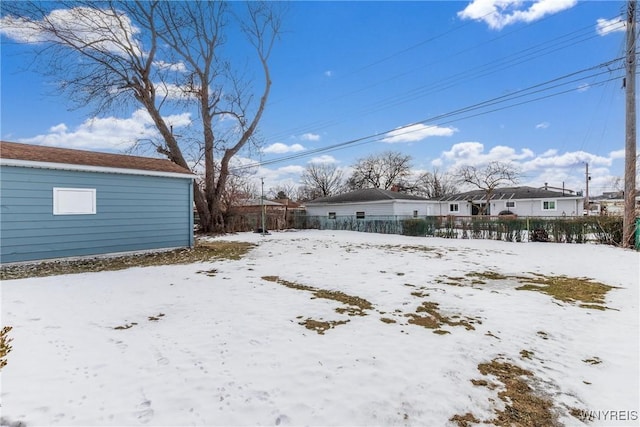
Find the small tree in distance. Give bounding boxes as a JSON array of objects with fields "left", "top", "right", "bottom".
[
  {"left": 299, "top": 163, "right": 345, "bottom": 201},
  {"left": 456, "top": 161, "right": 520, "bottom": 215},
  {"left": 347, "top": 151, "right": 412, "bottom": 191}
]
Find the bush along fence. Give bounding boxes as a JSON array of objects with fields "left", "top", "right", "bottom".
[{"left": 297, "top": 215, "right": 629, "bottom": 246}]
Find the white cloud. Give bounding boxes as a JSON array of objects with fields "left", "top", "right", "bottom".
[
  {"left": 154, "top": 83, "right": 199, "bottom": 100},
  {"left": 300, "top": 133, "right": 320, "bottom": 141},
  {"left": 596, "top": 18, "right": 625, "bottom": 36},
  {"left": 535, "top": 122, "right": 550, "bottom": 130},
  {"left": 153, "top": 61, "right": 187, "bottom": 73},
  {"left": 324, "top": 70, "right": 333, "bottom": 78},
  {"left": 609, "top": 149, "right": 625, "bottom": 160},
  {"left": 577, "top": 83, "right": 590, "bottom": 93},
  {"left": 382, "top": 124, "right": 457, "bottom": 144},
  {"left": 521, "top": 150, "right": 612, "bottom": 171},
  {"left": 0, "top": 7, "right": 142, "bottom": 56},
  {"left": 458, "top": 0, "right": 577, "bottom": 30},
  {"left": 435, "top": 141, "right": 626, "bottom": 193},
  {"left": 19, "top": 109, "right": 191, "bottom": 151},
  {"left": 309, "top": 155, "right": 338, "bottom": 164},
  {"left": 262, "top": 143, "right": 305, "bottom": 154},
  {"left": 276, "top": 165, "right": 306, "bottom": 175}
]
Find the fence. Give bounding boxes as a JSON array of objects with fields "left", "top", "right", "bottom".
[{"left": 295, "top": 215, "right": 627, "bottom": 246}]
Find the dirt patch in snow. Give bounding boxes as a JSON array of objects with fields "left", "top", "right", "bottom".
[
  {"left": 0, "top": 241, "right": 255, "bottom": 280},
  {"left": 262, "top": 276, "right": 373, "bottom": 316},
  {"left": 405, "top": 301, "right": 482, "bottom": 334},
  {"left": 451, "top": 358, "right": 560, "bottom": 427},
  {"left": 262, "top": 275, "right": 373, "bottom": 334},
  {"left": 438, "top": 271, "right": 617, "bottom": 310}
]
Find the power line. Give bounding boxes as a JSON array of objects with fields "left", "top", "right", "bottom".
[
  {"left": 234, "top": 57, "right": 627, "bottom": 172},
  {"left": 264, "top": 9, "right": 623, "bottom": 144}
]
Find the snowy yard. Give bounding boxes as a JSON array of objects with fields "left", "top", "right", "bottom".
[{"left": 1, "top": 230, "right": 638, "bottom": 426}]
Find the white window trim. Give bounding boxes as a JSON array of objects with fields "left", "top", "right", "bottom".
[
  {"left": 449, "top": 203, "right": 459, "bottom": 213},
  {"left": 355, "top": 211, "right": 365, "bottom": 219},
  {"left": 53, "top": 187, "right": 97, "bottom": 215},
  {"left": 505, "top": 200, "right": 516, "bottom": 208},
  {"left": 541, "top": 200, "right": 557, "bottom": 211}
]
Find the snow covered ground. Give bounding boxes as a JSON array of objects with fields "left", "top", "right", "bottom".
[{"left": 1, "top": 230, "right": 638, "bottom": 426}]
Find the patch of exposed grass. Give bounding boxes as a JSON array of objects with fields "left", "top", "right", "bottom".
[
  {"left": 467, "top": 271, "right": 508, "bottom": 281},
  {"left": 410, "top": 291, "right": 430, "bottom": 298},
  {"left": 1, "top": 241, "right": 256, "bottom": 280},
  {"left": 516, "top": 275, "right": 615, "bottom": 310},
  {"left": 380, "top": 317, "right": 396, "bottom": 324},
  {"left": 457, "top": 358, "right": 560, "bottom": 427},
  {"left": 406, "top": 301, "right": 481, "bottom": 333},
  {"left": 450, "top": 412, "right": 481, "bottom": 427},
  {"left": 0, "top": 326, "right": 13, "bottom": 370},
  {"left": 114, "top": 322, "right": 138, "bottom": 330},
  {"left": 520, "top": 349, "right": 534, "bottom": 360},
  {"left": 298, "top": 318, "right": 349, "bottom": 335},
  {"left": 148, "top": 313, "right": 165, "bottom": 322},
  {"left": 582, "top": 357, "right": 602, "bottom": 365},
  {"left": 537, "top": 331, "right": 549, "bottom": 340},
  {"left": 439, "top": 270, "right": 618, "bottom": 311},
  {"left": 196, "top": 268, "right": 218, "bottom": 277},
  {"left": 262, "top": 276, "right": 373, "bottom": 316}
]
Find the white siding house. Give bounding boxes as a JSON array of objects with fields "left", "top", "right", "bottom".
[
  {"left": 306, "top": 188, "right": 429, "bottom": 219},
  {"left": 426, "top": 187, "right": 584, "bottom": 218}
]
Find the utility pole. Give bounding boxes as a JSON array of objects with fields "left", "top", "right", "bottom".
[
  {"left": 623, "top": 0, "right": 637, "bottom": 248},
  {"left": 584, "top": 163, "right": 590, "bottom": 214}
]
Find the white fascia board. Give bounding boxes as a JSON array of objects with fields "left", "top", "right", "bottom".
[{"left": 0, "top": 158, "right": 195, "bottom": 180}]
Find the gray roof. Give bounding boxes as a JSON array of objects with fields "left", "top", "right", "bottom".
[
  {"left": 307, "top": 188, "right": 429, "bottom": 204},
  {"left": 430, "top": 186, "right": 582, "bottom": 202}
]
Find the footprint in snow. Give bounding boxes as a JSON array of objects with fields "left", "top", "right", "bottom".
[{"left": 135, "top": 400, "right": 154, "bottom": 424}]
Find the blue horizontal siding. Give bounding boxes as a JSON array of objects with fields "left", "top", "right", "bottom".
[{"left": 1, "top": 166, "right": 193, "bottom": 263}]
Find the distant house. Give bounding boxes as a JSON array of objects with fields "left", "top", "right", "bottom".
[
  {"left": 306, "top": 188, "right": 429, "bottom": 219},
  {"left": 0, "top": 141, "right": 195, "bottom": 263},
  {"left": 591, "top": 190, "right": 640, "bottom": 216},
  {"left": 426, "top": 186, "right": 584, "bottom": 218}
]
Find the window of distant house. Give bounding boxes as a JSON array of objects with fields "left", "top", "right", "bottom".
[
  {"left": 542, "top": 200, "right": 556, "bottom": 211},
  {"left": 413, "top": 210, "right": 418, "bottom": 218},
  {"left": 328, "top": 212, "right": 336, "bottom": 219},
  {"left": 449, "top": 203, "right": 459, "bottom": 213},
  {"left": 53, "top": 188, "right": 96, "bottom": 215},
  {"left": 356, "top": 211, "right": 365, "bottom": 219},
  {"left": 506, "top": 201, "right": 516, "bottom": 209}
]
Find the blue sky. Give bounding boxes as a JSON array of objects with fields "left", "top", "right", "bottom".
[{"left": 0, "top": 0, "right": 634, "bottom": 196}]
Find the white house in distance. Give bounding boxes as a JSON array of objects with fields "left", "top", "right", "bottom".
[
  {"left": 427, "top": 186, "right": 584, "bottom": 218},
  {"left": 306, "top": 188, "right": 429, "bottom": 219}
]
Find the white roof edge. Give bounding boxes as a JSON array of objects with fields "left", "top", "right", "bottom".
[{"left": 0, "top": 158, "right": 195, "bottom": 180}]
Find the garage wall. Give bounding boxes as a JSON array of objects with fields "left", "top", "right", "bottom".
[{"left": 0, "top": 166, "right": 193, "bottom": 263}]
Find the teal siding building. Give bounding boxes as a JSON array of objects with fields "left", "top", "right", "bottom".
[{"left": 1, "top": 141, "right": 195, "bottom": 263}]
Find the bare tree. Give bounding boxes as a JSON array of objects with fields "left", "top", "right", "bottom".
[
  {"left": 347, "top": 151, "right": 412, "bottom": 191},
  {"left": 408, "top": 168, "right": 459, "bottom": 198},
  {"left": 0, "top": 1, "right": 283, "bottom": 233},
  {"left": 299, "top": 163, "right": 344, "bottom": 200},
  {"left": 456, "top": 161, "right": 519, "bottom": 215},
  {"left": 268, "top": 183, "right": 298, "bottom": 201}
]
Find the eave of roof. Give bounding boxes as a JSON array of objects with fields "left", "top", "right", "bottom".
[{"left": 0, "top": 141, "right": 194, "bottom": 179}]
